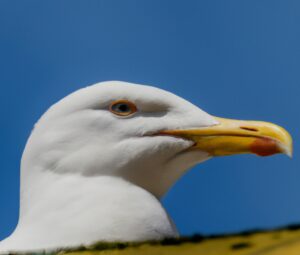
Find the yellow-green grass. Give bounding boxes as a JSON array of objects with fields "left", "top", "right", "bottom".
[{"left": 13, "top": 225, "right": 300, "bottom": 255}]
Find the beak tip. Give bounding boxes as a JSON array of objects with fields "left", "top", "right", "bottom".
[
  {"left": 286, "top": 149, "right": 293, "bottom": 158},
  {"left": 279, "top": 143, "right": 293, "bottom": 158}
]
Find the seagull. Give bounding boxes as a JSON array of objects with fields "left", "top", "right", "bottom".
[{"left": 0, "top": 81, "right": 292, "bottom": 252}]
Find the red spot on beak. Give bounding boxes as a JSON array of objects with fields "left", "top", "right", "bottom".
[{"left": 250, "top": 138, "right": 280, "bottom": 157}]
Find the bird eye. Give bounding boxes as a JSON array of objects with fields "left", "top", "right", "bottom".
[{"left": 109, "top": 100, "right": 137, "bottom": 116}]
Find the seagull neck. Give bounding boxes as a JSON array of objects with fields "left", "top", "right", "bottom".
[
  {"left": 18, "top": 171, "right": 136, "bottom": 223},
  {"left": 11, "top": 170, "right": 175, "bottom": 249}
]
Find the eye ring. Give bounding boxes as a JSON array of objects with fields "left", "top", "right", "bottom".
[{"left": 109, "top": 100, "right": 137, "bottom": 117}]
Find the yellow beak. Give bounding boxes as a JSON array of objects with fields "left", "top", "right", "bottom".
[{"left": 160, "top": 117, "right": 293, "bottom": 157}]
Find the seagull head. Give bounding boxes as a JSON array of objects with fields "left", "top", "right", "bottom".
[
  {"left": 1, "top": 80, "right": 292, "bottom": 251},
  {"left": 23, "top": 81, "right": 292, "bottom": 198}
]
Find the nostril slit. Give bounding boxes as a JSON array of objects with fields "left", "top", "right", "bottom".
[{"left": 240, "top": 126, "right": 259, "bottom": 132}]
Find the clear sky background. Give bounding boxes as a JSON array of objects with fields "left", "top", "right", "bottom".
[{"left": 0, "top": 0, "right": 299, "bottom": 240}]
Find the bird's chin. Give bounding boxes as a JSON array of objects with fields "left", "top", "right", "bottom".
[
  {"left": 164, "top": 140, "right": 211, "bottom": 172},
  {"left": 178, "top": 148, "right": 212, "bottom": 164},
  {"left": 147, "top": 132, "right": 206, "bottom": 164}
]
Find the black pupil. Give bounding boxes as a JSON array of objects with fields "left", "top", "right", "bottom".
[{"left": 115, "top": 103, "right": 130, "bottom": 113}]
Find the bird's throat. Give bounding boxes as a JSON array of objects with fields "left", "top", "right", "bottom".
[{"left": 5, "top": 174, "right": 177, "bottom": 251}]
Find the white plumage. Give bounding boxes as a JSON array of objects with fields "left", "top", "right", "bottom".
[
  {"left": 0, "top": 81, "right": 291, "bottom": 253},
  {"left": 0, "top": 81, "right": 217, "bottom": 252}
]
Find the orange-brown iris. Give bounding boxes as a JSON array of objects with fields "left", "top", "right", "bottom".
[{"left": 109, "top": 100, "right": 137, "bottom": 116}]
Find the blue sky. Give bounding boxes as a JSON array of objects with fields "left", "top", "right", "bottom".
[{"left": 0, "top": 0, "right": 299, "bottom": 239}]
